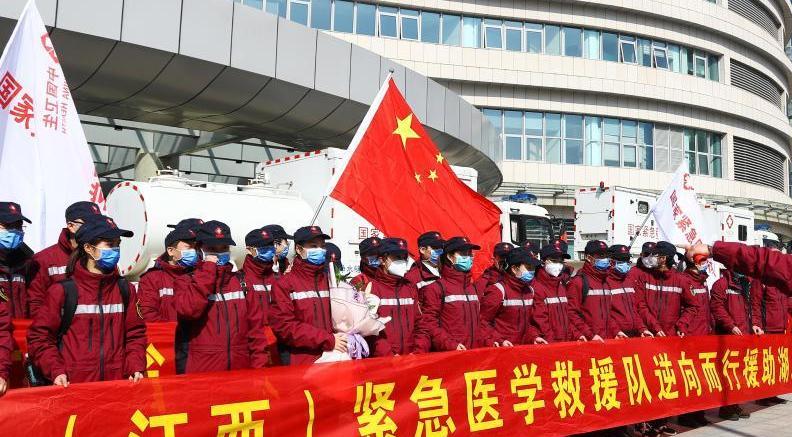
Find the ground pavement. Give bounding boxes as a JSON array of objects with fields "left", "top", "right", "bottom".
[{"left": 679, "top": 394, "right": 792, "bottom": 436}]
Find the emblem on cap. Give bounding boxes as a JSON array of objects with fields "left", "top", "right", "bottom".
[
  {"left": 91, "top": 205, "right": 100, "bottom": 214},
  {"left": 399, "top": 240, "right": 405, "bottom": 248},
  {"left": 261, "top": 230, "right": 269, "bottom": 238},
  {"left": 214, "top": 227, "right": 224, "bottom": 237},
  {"left": 106, "top": 218, "right": 116, "bottom": 228},
  {"left": 8, "top": 204, "right": 16, "bottom": 213},
  {"left": 311, "top": 226, "right": 319, "bottom": 235}
]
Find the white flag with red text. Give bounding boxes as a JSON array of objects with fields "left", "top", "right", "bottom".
[
  {"left": 651, "top": 162, "right": 713, "bottom": 246},
  {"left": 0, "top": 1, "right": 104, "bottom": 251}
]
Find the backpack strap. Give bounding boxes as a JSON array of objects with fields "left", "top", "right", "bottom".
[
  {"left": 580, "top": 274, "right": 590, "bottom": 304},
  {"left": 57, "top": 279, "right": 79, "bottom": 346},
  {"left": 494, "top": 282, "right": 506, "bottom": 301},
  {"left": 236, "top": 271, "right": 248, "bottom": 296}
]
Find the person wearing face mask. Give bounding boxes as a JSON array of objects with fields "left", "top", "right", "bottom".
[
  {"left": 679, "top": 255, "right": 713, "bottom": 337},
  {"left": 418, "top": 236, "right": 494, "bottom": 351},
  {"left": 0, "top": 202, "right": 34, "bottom": 319},
  {"left": 240, "top": 226, "right": 293, "bottom": 324},
  {"left": 606, "top": 245, "right": 652, "bottom": 339},
  {"left": 325, "top": 242, "right": 344, "bottom": 274},
  {"left": 367, "top": 238, "right": 425, "bottom": 356},
  {"left": 259, "top": 224, "right": 292, "bottom": 276},
  {"left": 137, "top": 224, "right": 199, "bottom": 322},
  {"left": 566, "top": 241, "right": 617, "bottom": 343},
  {"left": 474, "top": 242, "right": 514, "bottom": 298},
  {"left": 351, "top": 237, "right": 382, "bottom": 290},
  {"left": 532, "top": 240, "right": 587, "bottom": 343},
  {"left": 174, "top": 220, "right": 270, "bottom": 373},
  {"left": 479, "top": 247, "right": 546, "bottom": 347},
  {"left": 28, "top": 201, "right": 102, "bottom": 319},
  {"left": 405, "top": 231, "right": 445, "bottom": 301},
  {"left": 27, "top": 215, "right": 146, "bottom": 386},
  {"left": 270, "top": 226, "right": 346, "bottom": 365}
]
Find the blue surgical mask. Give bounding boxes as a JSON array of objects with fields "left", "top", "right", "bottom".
[
  {"left": 615, "top": 261, "right": 632, "bottom": 275},
  {"left": 216, "top": 252, "right": 231, "bottom": 266},
  {"left": 519, "top": 270, "right": 535, "bottom": 283},
  {"left": 277, "top": 244, "right": 289, "bottom": 260},
  {"left": 178, "top": 249, "right": 198, "bottom": 268},
  {"left": 430, "top": 249, "right": 443, "bottom": 265},
  {"left": 0, "top": 229, "right": 23, "bottom": 250},
  {"left": 94, "top": 247, "right": 120, "bottom": 271},
  {"left": 366, "top": 256, "right": 381, "bottom": 268},
  {"left": 255, "top": 246, "right": 276, "bottom": 263},
  {"left": 594, "top": 258, "right": 611, "bottom": 271},
  {"left": 305, "top": 247, "right": 327, "bottom": 265},
  {"left": 454, "top": 255, "right": 473, "bottom": 272}
]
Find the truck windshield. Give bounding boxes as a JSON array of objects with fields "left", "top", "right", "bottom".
[{"left": 509, "top": 215, "right": 553, "bottom": 248}]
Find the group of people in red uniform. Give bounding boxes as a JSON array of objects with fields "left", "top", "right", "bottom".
[{"left": 1, "top": 200, "right": 792, "bottom": 435}]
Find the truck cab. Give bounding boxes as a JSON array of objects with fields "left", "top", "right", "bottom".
[{"left": 492, "top": 192, "right": 559, "bottom": 250}]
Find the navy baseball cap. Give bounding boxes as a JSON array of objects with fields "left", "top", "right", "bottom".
[
  {"left": 359, "top": 237, "right": 382, "bottom": 257},
  {"left": 520, "top": 240, "right": 537, "bottom": 255},
  {"left": 540, "top": 240, "right": 571, "bottom": 260},
  {"left": 641, "top": 242, "right": 657, "bottom": 255},
  {"left": 196, "top": 220, "right": 235, "bottom": 246},
  {"left": 379, "top": 238, "right": 409, "bottom": 257},
  {"left": 0, "top": 202, "right": 30, "bottom": 224},
  {"left": 506, "top": 247, "right": 541, "bottom": 268},
  {"left": 654, "top": 241, "right": 678, "bottom": 258},
  {"left": 167, "top": 218, "right": 204, "bottom": 233},
  {"left": 294, "top": 226, "right": 330, "bottom": 244},
  {"left": 65, "top": 201, "right": 101, "bottom": 222},
  {"left": 262, "top": 224, "right": 292, "bottom": 240},
  {"left": 418, "top": 231, "right": 444, "bottom": 248},
  {"left": 584, "top": 240, "right": 609, "bottom": 256},
  {"left": 245, "top": 227, "right": 274, "bottom": 247},
  {"left": 165, "top": 226, "right": 197, "bottom": 247},
  {"left": 608, "top": 244, "right": 631, "bottom": 262},
  {"left": 444, "top": 236, "right": 481, "bottom": 253},
  {"left": 493, "top": 242, "right": 514, "bottom": 257},
  {"left": 75, "top": 215, "right": 133, "bottom": 245},
  {"left": 326, "top": 242, "right": 342, "bottom": 265}
]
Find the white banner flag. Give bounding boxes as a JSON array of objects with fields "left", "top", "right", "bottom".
[
  {"left": 0, "top": 1, "right": 104, "bottom": 251},
  {"left": 651, "top": 162, "right": 712, "bottom": 246}
]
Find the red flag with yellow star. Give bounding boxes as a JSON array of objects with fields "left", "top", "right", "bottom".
[{"left": 328, "top": 78, "right": 501, "bottom": 276}]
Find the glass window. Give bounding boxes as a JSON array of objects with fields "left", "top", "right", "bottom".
[
  {"left": 545, "top": 25, "right": 561, "bottom": 55},
  {"left": 639, "top": 39, "right": 652, "bottom": 67},
  {"left": 711, "top": 135, "right": 722, "bottom": 155},
  {"left": 563, "top": 27, "right": 582, "bottom": 57},
  {"left": 482, "top": 108, "right": 502, "bottom": 130},
  {"left": 711, "top": 157, "right": 722, "bottom": 177},
  {"left": 355, "top": 3, "right": 376, "bottom": 35},
  {"left": 379, "top": 7, "right": 399, "bottom": 38},
  {"left": 640, "top": 144, "right": 654, "bottom": 170},
  {"left": 622, "top": 120, "right": 637, "bottom": 142},
  {"left": 686, "top": 49, "right": 695, "bottom": 75},
  {"left": 584, "top": 30, "right": 600, "bottom": 59},
  {"left": 526, "top": 137, "right": 543, "bottom": 161},
  {"left": 289, "top": 0, "right": 309, "bottom": 25},
  {"left": 639, "top": 122, "right": 653, "bottom": 146},
  {"left": 546, "top": 113, "right": 562, "bottom": 138},
  {"left": 696, "top": 131, "right": 708, "bottom": 153},
  {"left": 421, "top": 12, "right": 440, "bottom": 43},
  {"left": 564, "top": 114, "right": 583, "bottom": 165},
  {"left": 566, "top": 139, "right": 583, "bottom": 164},
  {"left": 266, "top": 0, "right": 287, "bottom": 17},
  {"left": 668, "top": 44, "right": 680, "bottom": 73},
  {"left": 585, "top": 116, "right": 602, "bottom": 166},
  {"left": 462, "top": 17, "right": 482, "bottom": 48},
  {"left": 505, "top": 136, "right": 522, "bottom": 160},
  {"left": 400, "top": 9, "right": 420, "bottom": 40},
  {"left": 442, "top": 14, "right": 461, "bottom": 45},
  {"left": 623, "top": 145, "right": 637, "bottom": 167},
  {"left": 602, "top": 32, "right": 619, "bottom": 62},
  {"left": 695, "top": 54, "right": 707, "bottom": 78},
  {"left": 619, "top": 35, "right": 637, "bottom": 64},
  {"left": 564, "top": 114, "right": 584, "bottom": 139},
  {"left": 333, "top": 0, "right": 354, "bottom": 33},
  {"left": 243, "top": 0, "right": 264, "bottom": 9},
  {"left": 526, "top": 23, "right": 542, "bottom": 53},
  {"left": 679, "top": 46, "right": 689, "bottom": 74},
  {"left": 505, "top": 21, "right": 522, "bottom": 51},
  {"left": 525, "top": 112, "right": 543, "bottom": 136},
  {"left": 310, "top": 0, "right": 332, "bottom": 30},
  {"left": 504, "top": 110, "right": 522, "bottom": 135},
  {"left": 653, "top": 42, "right": 669, "bottom": 69},
  {"left": 484, "top": 19, "right": 503, "bottom": 49},
  {"left": 604, "top": 142, "right": 620, "bottom": 167},
  {"left": 546, "top": 138, "right": 562, "bottom": 163},
  {"left": 604, "top": 118, "right": 620, "bottom": 143},
  {"left": 684, "top": 129, "right": 696, "bottom": 151},
  {"left": 708, "top": 55, "right": 719, "bottom": 81}
]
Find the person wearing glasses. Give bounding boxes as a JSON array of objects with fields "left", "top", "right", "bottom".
[{"left": 0, "top": 201, "right": 35, "bottom": 319}]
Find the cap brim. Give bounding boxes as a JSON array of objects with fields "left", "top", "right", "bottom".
[
  {"left": 459, "top": 243, "right": 482, "bottom": 251},
  {"left": 200, "top": 237, "right": 236, "bottom": 246},
  {"left": 382, "top": 248, "right": 409, "bottom": 256},
  {"left": 0, "top": 213, "right": 31, "bottom": 224},
  {"left": 296, "top": 233, "right": 331, "bottom": 243},
  {"left": 420, "top": 239, "right": 445, "bottom": 248},
  {"left": 100, "top": 228, "right": 134, "bottom": 239},
  {"left": 611, "top": 254, "right": 631, "bottom": 261}
]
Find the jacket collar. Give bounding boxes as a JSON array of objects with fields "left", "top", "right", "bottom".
[
  {"left": 503, "top": 271, "right": 532, "bottom": 294},
  {"left": 291, "top": 256, "right": 328, "bottom": 279},
  {"left": 580, "top": 262, "right": 609, "bottom": 282},
  {"left": 155, "top": 253, "right": 188, "bottom": 276},
  {"left": 535, "top": 266, "right": 562, "bottom": 287},
  {"left": 359, "top": 262, "right": 378, "bottom": 279},
  {"left": 57, "top": 228, "right": 73, "bottom": 254},
  {"left": 72, "top": 260, "right": 119, "bottom": 294},
  {"left": 439, "top": 263, "right": 469, "bottom": 286},
  {"left": 243, "top": 255, "right": 274, "bottom": 279}
]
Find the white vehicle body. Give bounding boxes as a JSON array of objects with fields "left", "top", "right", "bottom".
[
  {"left": 105, "top": 172, "right": 313, "bottom": 279},
  {"left": 754, "top": 228, "right": 781, "bottom": 249}
]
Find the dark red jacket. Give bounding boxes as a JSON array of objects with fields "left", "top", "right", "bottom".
[
  {"left": 531, "top": 268, "right": 584, "bottom": 343},
  {"left": 350, "top": 263, "right": 377, "bottom": 291},
  {"left": 0, "top": 244, "right": 33, "bottom": 319},
  {"left": 0, "top": 297, "right": 11, "bottom": 382},
  {"left": 474, "top": 265, "right": 505, "bottom": 298},
  {"left": 27, "top": 262, "right": 147, "bottom": 383},
  {"left": 607, "top": 268, "right": 646, "bottom": 337},
  {"left": 682, "top": 269, "right": 712, "bottom": 336},
  {"left": 137, "top": 254, "right": 190, "bottom": 322},
  {"left": 566, "top": 263, "right": 619, "bottom": 339},
  {"left": 174, "top": 261, "right": 270, "bottom": 373},
  {"left": 240, "top": 255, "right": 278, "bottom": 324},
  {"left": 634, "top": 267, "right": 697, "bottom": 336},
  {"left": 405, "top": 260, "right": 441, "bottom": 303},
  {"left": 752, "top": 282, "right": 788, "bottom": 333},
  {"left": 479, "top": 273, "right": 538, "bottom": 345},
  {"left": 28, "top": 229, "right": 72, "bottom": 318},
  {"left": 369, "top": 268, "right": 424, "bottom": 356},
  {"left": 269, "top": 257, "right": 334, "bottom": 366},
  {"left": 418, "top": 263, "right": 488, "bottom": 351},
  {"left": 710, "top": 271, "right": 754, "bottom": 335},
  {"left": 711, "top": 242, "right": 792, "bottom": 296}
]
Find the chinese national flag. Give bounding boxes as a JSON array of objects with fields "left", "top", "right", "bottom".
[{"left": 329, "top": 78, "right": 501, "bottom": 276}]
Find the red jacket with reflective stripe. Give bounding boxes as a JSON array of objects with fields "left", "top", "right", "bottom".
[
  {"left": 531, "top": 268, "right": 584, "bottom": 343},
  {"left": 711, "top": 242, "right": 792, "bottom": 296},
  {"left": 752, "top": 282, "right": 788, "bottom": 333},
  {"left": 710, "top": 271, "right": 754, "bottom": 334},
  {"left": 368, "top": 268, "right": 424, "bottom": 356},
  {"left": 0, "top": 244, "right": 33, "bottom": 319},
  {"left": 479, "top": 273, "right": 538, "bottom": 345},
  {"left": 137, "top": 254, "right": 190, "bottom": 322},
  {"left": 474, "top": 265, "right": 505, "bottom": 298},
  {"left": 269, "top": 257, "right": 334, "bottom": 366},
  {"left": 27, "top": 262, "right": 147, "bottom": 383},
  {"left": 28, "top": 229, "right": 72, "bottom": 318},
  {"left": 682, "top": 269, "right": 713, "bottom": 336},
  {"left": 174, "top": 261, "right": 270, "bottom": 373},
  {"left": 0, "top": 297, "right": 11, "bottom": 382},
  {"left": 241, "top": 255, "right": 278, "bottom": 325},
  {"left": 635, "top": 267, "right": 697, "bottom": 336},
  {"left": 405, "top": 260, "right": 440, "bottom": 303},
  {"left": 607, "top": 269, "right": 646, "bottom": 337},
  {"left": 566, "top": 263, "right": 619, "bottom": 339},
  {"left": 418, "top": 263, "right": 488, "bottom": 351}
]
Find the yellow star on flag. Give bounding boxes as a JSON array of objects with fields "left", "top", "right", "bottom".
[
  {"left": 414, "top": 172, "right": 422, "bottom": 183},
  {"left": 393, "top": 114, "right": 420, "bottom": 149},
  {"left": 436, "top": 153, "right": 444, "bottom": 164},
  {"left": 427, "top": 169, "right": 438, "bottom": 182}
]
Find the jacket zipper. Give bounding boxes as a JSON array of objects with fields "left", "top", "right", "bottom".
[
  {"left": 233, "top": 305, "right": 240, "bottom": 336},
  {"left": 394, "top": 283, "right": 405, "bottom": 354},
  {"left": 218, "top": 271, "right": 232, "bottom": 371},
  {"left": 556, "top": 281, "right": 569, "bottom": 340},
  {"left": 464, "top": 279, "right": 474, "bottom": 348},
  {"left": 98, "top": 280, "right": 105, "bottom": 381}
]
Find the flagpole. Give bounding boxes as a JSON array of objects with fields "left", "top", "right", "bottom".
[
  {"left": 310, "top": 70, "right": 395, "bottom": 226},
  {"left": 627, "top": 212, "right": 653, "bottom": 251}
]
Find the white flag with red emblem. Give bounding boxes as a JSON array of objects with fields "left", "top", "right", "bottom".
[
  {"left": 0, "top": 1, "right": 104, "bottom": 251},
  {"left": 651, "top": 162, "right": 713, "bottom": 246}
]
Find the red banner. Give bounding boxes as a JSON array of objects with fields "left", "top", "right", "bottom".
[{"left": 1, "top": 334, "right": 791, "bottom": 436}]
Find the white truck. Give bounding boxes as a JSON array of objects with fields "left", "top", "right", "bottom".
[{"left": 259, "top": 148, "right": 561, "bottom": 275}]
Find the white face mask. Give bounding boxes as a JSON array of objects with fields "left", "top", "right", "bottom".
[
  {"left": 387, "top": 259, "right": 409, "bottom": 278},
  {"left": 642, "top": 256, "right": 659, "bottom": 269},
  {"left": 544, "top": 262, "right": 564, "bottom": 277}
]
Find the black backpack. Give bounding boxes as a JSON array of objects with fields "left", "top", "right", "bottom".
[{"left": 25, "top": 277, "right": 130, "bottom": 386}]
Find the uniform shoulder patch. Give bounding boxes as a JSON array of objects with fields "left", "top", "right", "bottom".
[{"left": 0, "top": 287, "right": 7, "bottom": 302}]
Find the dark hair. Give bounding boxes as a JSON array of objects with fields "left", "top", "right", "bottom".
[{"left": 66, "top": 238, "right": 113, "bottom": 276}]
